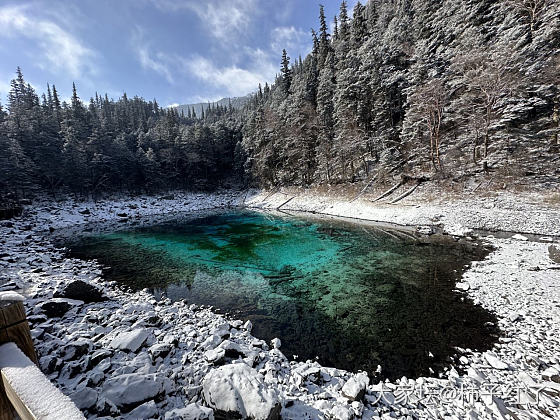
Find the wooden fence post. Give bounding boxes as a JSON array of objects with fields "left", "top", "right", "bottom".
[{"left": 0, "top": 298, "right": 37, "bottom": 420}]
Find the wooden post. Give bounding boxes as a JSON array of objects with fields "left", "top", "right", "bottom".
[
  {"left": 0, "top": 301, "right": 37, "bottom": 364},
  {"left": 0, "top": 300, "right": 37, "bottom": 420}
]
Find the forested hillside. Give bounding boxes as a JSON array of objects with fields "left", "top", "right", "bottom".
[
  {"left": 0, "top": 69, "right": 243, "bottom": 197},
  {"left": 242, "top": 0, "right": 560, "bottom": 187},
  {"left": 1, "top": 0, "right": 559, "bottom": 199}
]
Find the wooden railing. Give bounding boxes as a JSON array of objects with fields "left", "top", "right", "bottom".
[{"left": 0, "top": 296, "right": 84, "bottom": 420}]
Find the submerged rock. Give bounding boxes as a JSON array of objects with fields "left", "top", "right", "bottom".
[{"left": 202, "top": 363, "right": 281, "bottom": 420}]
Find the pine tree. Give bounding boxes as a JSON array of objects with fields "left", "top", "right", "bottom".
[{"left": 280, "top": 49, "right": 292, "bottom": 95}]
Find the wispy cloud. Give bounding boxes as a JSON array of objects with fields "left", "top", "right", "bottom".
[
  {"left": 183, "top": 49, "right": 276, "bottom": 97},
  {"left": 0, "top": 5, "right": 96, "bottom": 79},
  {"left": 0, "top": 77, "right": 11, "bottom": 105},
  {"left": 271, "top": 26, "right": 311, "bottom": 55},
  {"left": 149, "top": 0, "right": 257, "bottom": 42},
  {"left": 132, "top": 28, "right": 175, "bottom": 83}
]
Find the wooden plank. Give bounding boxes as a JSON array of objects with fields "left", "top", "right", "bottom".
[
  {"left": 1, "top": 371, "right": 34, "bottom": 420},
  {"left": 0, "top": 343, "right": 85, "bottom": 420}
]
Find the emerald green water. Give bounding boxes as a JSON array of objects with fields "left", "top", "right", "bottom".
[{"left": 64, "top": 210, "right": 499, "bottom": 379}]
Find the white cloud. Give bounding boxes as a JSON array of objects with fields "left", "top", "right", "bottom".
[
  {"left": 132, "top": 28, "right": 175, "bottom": 84},
  {"left": 183, "top": 50, "right": 276, "bottom": 97},
  {"left": 0, "top": 77, "right": 11, "bottom": 105},
  {"left": 271, "top": 26, "right": 311, "bottom": 55},
  {"left": 149, "top": 0, "right": 257, "bottom": 42},
  {"left": 0, "top": 5, "right": 96, "bottom": 79}
]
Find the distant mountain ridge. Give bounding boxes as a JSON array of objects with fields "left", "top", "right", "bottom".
[{"left": 172, "top": 95, "right": 251, "bottom": 117}]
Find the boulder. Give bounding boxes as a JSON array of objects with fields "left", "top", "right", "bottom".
[
  {"left": 341, "top": 372, "right": 369, "bottom": 402},
  {"left": 484, "top": 352, "right": 509, "bottom": 370},
  {"left": 202, "top": 363, "right": 281, "bottom": 420},
  {"left": 149, "top": 343, "right": 174, "bottom": 359},
  {"left": 125, "top": 400, "right": 158, "bottom": 419},
  {"left": 40, "top": 298, "right": 83, "bottom": 318},
  {"left": 549, "top": 245, "right": 560, "bottom": 264},
  {"left": 62, "top": 339, "right": 92, "bottom": 361},
  {"left": 271, "top": 338, "right": 281, "bottom": 349},
  {"left": 102, "top": 373, "right": 164, "bottom": 409},
  {"left": 109, "top": 328, "right": 149, "bottom": 352},
  {"left": 71, "top": 387, "right": 98, "bottom": 410},
  {"left": 54, "top": 280, "right": 107, "bottom": 303},
  {"left": 164, "top": 403, "right": 215, "bottom": 420}
]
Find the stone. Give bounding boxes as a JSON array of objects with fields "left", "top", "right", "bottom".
[
  {"left": 40, "top": 298, "right": 83, "bottom": 318},
  {"left": 164, "top": 403, "right": 215, "bottom": 420},
  {"left": 71, "top": 387, "right": 98, "bottom": 410},
  {"left": 90, "top": 349, "right": 112, "bottom": 365},
  {"left": 125, "top": 400, "right": 158, "bottom": 419},
  {"left": 341, "top": 372, "right": 369, "bottom": 402},
  {"left": 456, "top": 282, "right": 470, "bottom": 291},
  {"left": 62, "top": 339, "right": 92, "bottom": 361},
  {"left": 149, "top": 343, "right": 174, "bottom": 359},
  {"left": 512, "top": 234, "right": 528, "bottom": 241},
  {"left": 102, "top": 373, "right": 164, "bottom": 409},
  {"left": 202, "top": 363, "right": 281, "bottom": 420},
  {"left": 204, "top": 348, "right": 225, "bottom": 364},
  {"left": 54, "top": 280, "right": 107, "bottom": 303},
  {"left": 484, "top": 352, "right": 509, "bottom": 370},
  {"left": 271, "top": 338, "right": 281, "bottom": 349},
  {"left": 329, "top": 405, "right": 353, "bottom": 420},
  {"left": 549, "top": 245, "right": 560, "bottom": 264},
  {"left": 109, "top": 329, "right": 149, "bottom": 352}
]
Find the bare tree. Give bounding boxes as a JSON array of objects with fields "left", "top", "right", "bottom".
[
  {"left": 452, "top": 49, "right": 520, "bottom": 159},
  {"left": 507, "top": 0, "right": 549, "bottom": 39},
  {"left": 407, "top": 79, "right": 449, "bottom": 171}
]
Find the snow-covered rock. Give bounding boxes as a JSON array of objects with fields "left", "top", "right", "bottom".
[
  {"left": 70, "top": 387, "right": 98, "bottom": 410},
  {"left": 202, "top": 363, "right": 281, "bottom": 420},
  {"left": 456, "top": 282, "right": 470, "bottom": 291},
  {"left": 109, "top": 328, "right": 149, "bottom": 352},
  {"left": 102, "top": 373, "right": 165, "bottom": 409},
  {"left": 271, "top": 338, "right": 281, "bottom": 349},
  {"left": 484, "top": 352, "right": 510, "bottom": 370},
  {"left": 125, "top": 400, "right": 158, "bottom": 419},
  {"left": 164, "top": 403, "right": 215, "bottom": 420},
  {"left": 54, "top": 280, "right": 107, "bottom": 303},
  {"left": 39, "top": 298, "right": 83, "bottom": 318},
  {"left": 341, "top": 372, "right": 369, "bottom": 401}
]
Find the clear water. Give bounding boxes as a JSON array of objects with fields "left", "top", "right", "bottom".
[{"left": 63, "top": 210, "right": 499, "bottom": 379}]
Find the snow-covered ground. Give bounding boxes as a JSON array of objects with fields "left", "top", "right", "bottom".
[{"left": 1, "top": 189, "right": 559, "bottom": 419}]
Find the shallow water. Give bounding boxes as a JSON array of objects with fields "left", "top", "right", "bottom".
[{"left": 63, "top": 210, "right": 499, "bottom": 379}]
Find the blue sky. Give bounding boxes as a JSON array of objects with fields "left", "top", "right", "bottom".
[{"left": 0, "top": 0, "right": 356, "bottom": 107}]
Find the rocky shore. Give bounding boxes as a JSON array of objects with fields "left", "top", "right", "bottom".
[{"left": 1, "top": 190, "right": 559, "bottom": 419}]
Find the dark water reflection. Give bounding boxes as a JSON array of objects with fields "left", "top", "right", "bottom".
[{"left": 63, "top": 210, "right": 499, "bottom": 379}]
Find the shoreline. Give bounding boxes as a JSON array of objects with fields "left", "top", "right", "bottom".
[{"left": 1, "top": 190, "right": 559, "bottom": 419}]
